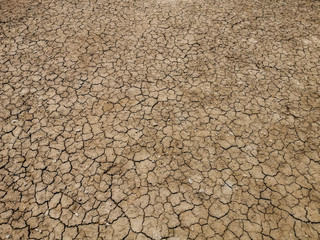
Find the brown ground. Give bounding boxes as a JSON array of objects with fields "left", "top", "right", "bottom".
[{"left": 0, "top": 0, "right": 320, "bottom": 239}]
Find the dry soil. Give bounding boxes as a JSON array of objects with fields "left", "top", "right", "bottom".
[{"left": 0, "top": 0, "right": 320, "bottom": 239}]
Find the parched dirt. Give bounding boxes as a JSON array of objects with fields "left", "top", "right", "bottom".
[{"left": 0, "top": 0, "right": 320, "bottom": 239}]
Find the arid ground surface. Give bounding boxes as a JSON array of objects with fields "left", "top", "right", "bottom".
[{"left": 1, "top": 0, "right": 320, "bottom": 239}]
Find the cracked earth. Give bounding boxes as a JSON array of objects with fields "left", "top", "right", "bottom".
[{"left": 0, "top": 0, "right": 320, "bottom": 239}]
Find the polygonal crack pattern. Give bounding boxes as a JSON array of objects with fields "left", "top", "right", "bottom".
[{"left": 1, "top": 0, "right": 320, "bottom": 239}]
